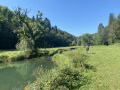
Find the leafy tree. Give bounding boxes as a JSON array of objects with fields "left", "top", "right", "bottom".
[
  {"left": 81, "top": 34, "right": 94, "bottom": 46},
  {"left": 0, "top": 7, "right": 17, "bottom": 49},
  {"left": 14, "top": 7, "right": 43, "bottom": 51},
  {"left": 100, "top": 26, "right": 109, "bottom": 45}
]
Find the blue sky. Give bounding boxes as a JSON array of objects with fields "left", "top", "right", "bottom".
[{"left": 1, "top": 0, "right": 120, "bottom": 36}]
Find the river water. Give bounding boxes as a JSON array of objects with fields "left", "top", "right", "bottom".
[{"left": 0, "top": 57, "right": 54, "bottom": 90}]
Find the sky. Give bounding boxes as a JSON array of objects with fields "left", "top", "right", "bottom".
[{"left": 0, "top": 0, "right": 120, "bottom": 36}]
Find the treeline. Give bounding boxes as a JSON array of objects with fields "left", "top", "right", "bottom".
[
  {"left": 0, "top": 5, "right": 75, "bottom": 49},
  {"left": 73, "top": 13, "right": 120, "bottom": 46},
  {"left": 1, "top": 5, "right": 120, "bottom": 49}
]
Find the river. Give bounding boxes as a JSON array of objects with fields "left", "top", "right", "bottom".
[{"left": 0, "top": 57, "right": 54, "bottom": 90}]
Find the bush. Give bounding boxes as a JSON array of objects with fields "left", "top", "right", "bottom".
[
  {"left": 16, "top": 38, "right": 35, "bottom": 51},
  {"left": 72, "top": 54, "right": 87, "bottom": 68},
  {"left": 0, "top": 55, "right": 8, "bottom": 62},
  {"left": 50, "top": 67, "right": 90, "bottom": 90},
  {"left": 25, "top": 50, "right": 38, "bottom": 58},
  {"left": 0, "top": 55, "right": 8, "bottom": 59},
  {"left": 52, "top": 54, "right": 70, "bottom": 66}
]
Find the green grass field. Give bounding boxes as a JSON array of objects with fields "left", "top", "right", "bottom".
[{"left": 81, "top": 44, "right": 120, "bottom": 90}]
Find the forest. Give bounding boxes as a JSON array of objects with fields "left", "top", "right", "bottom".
[{"left": 0, "top": 5, "right": 75, "bottom": 50}]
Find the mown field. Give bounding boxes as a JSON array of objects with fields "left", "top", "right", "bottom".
[{"left": 82, "top": 44, "right": 120, "bottom": 90}]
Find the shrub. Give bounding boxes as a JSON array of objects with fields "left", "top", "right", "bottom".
[
  {"left": 50, "top": 67, "right": 90, "bottom": 90},
  {"left": 0, "top": 55, "right": 8, "bottom": 62},
  {"left": 16, "top": 38, "right": 35, "bottom": 51},
  {"left": 25, "top": 50, "right": 38, "bottom": 58},
  {"left": 72, "top": 54, "right": 87, "bottom": 68},
  {"left": 52, "top": 54, "right": 70, "bottom": 66},
  {"left": 0, "top": 55, "right": 8, "bottom": 60}
]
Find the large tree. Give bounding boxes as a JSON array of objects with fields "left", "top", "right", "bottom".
[{"left": 14, "top": 7, "right": 43, "bottom": 51}]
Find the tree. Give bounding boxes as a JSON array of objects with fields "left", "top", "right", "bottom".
[
  {"left": 108, "top": 13, "right": 115, "bottom": 26},
  {"left": 0, "top": 7, "right": 17, "bottom": 49},
  {"left": 114, "top": 19, "right": 120, "bottom": 42},
  {"left": 97, "top": 23, "right": 104, "bottom": 44},
  {"left": 32, "top": 16, "right": 35, "bottom": 22},
  {"left": 108, "top": 21, "right": 117, "bottom": 44},
  {"left": 44, "top": 18, "right": 51, "bottom": 29},
  {"left": 100, "top": 26, "right": 109, "bottom": 45},
  {"left": 14, "top": 7, "right": 43, "bottom": 51},
  {"left": 98, "top": 23, "right": 104, "bottom": 33},
  {"left": 81, "top": 34, "right": 94, "bottom": 46}
]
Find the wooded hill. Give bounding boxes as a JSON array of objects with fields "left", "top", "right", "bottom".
[{"left": 0, "top": 5, "right": 75, "bottom": 49}]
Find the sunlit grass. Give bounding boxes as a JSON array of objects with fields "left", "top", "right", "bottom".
[
  {"left": 0, "top": 46, "right": 79, "bottom": 62},
  {"left": 0, "top": 50, "right": 23, "bottom": 58},
  {"left": 81, "top": 44, "right": 120, "bottom": 90}
]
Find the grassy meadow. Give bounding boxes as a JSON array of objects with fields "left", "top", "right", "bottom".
[
  {"left": 27, "top": 44, "right": 120, "bottom": 90},
  {"left": 1, "top": 45, "right": 120, "bottom": 89},
  {"left": 83, "top": 44, "right": 120, "bottom": 90},
  {"left": 0, "top": 46, "right": 79, "bottom": 63}
]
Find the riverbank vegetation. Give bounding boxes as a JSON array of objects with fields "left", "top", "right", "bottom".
[
  {"left": 0, "top": 46, "right": 78, "bottom": 63},
  {"left": 28, "top": 47, "right": 93, "bottom": 90},
  {"left": 26, "top": 44, "right": 120, "bottom": 90}
]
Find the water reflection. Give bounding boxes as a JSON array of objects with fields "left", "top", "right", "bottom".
[{"left": 0, "top": 57, "right": 55, "bottom": 90}]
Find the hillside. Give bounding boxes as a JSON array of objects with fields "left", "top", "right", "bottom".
[{"left": 0, "top": 5, "right": 75, "bottom": 49}]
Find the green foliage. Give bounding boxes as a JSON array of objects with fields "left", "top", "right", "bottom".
[
  {"left": 9, "top": 54, "right": 25, "bottom": 62},
  {"left": 81, "top": 33, "right": 94, "bottom": 46},
  {"left": 0, "top": 7, "right": 17, "bottom": 49},
  {"left": 72, "top": 54, "right": 87, "bottom": 68},
  {"left": 0, "top": 5, "right": 75, "bottom": 50},
  {"left": 75, "top": 13, "right": 120, "bottom": 46},
  {"left": 28, "top": 47, "right": 92, "bottom": 89},
  {"left": 98, "top": 23, "right": 104, "bottom": 33},
  {"left": 52, "top": 54, "right": 70, "bottom": 66},
  {"left": 0, "top": 55, "right": 8, "bottom": 62},
  {"left": 50, "top": 67, "right": 90, "bottom": 90},
  {"left": 108, "top": 13, "right": 116, "bottom": 26},
  {"left": 16, "top": 38, "right": 35, "bottom": 51},
  {"left": 25, "top": 50, "right": 38, "bottom": 58}
]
